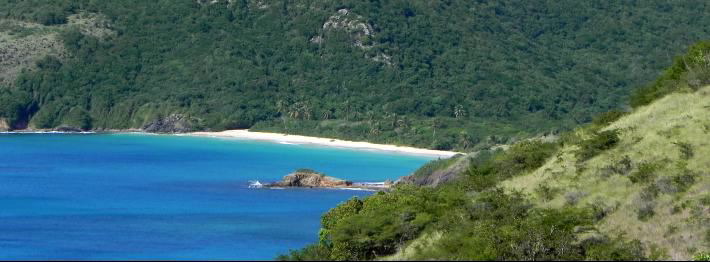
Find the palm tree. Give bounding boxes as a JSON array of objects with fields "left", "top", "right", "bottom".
[
  {"left": 321, "top": 109, "right": 332, "bottom": 120},
  {"left": 454, "top": 104, "right": 466, "bottom": 119},
  {"left": 459, "top": 130, "right": 472, "bottom": 150},
  {"left": 276, "top": 99, "right": 288, "bottom": 116}
]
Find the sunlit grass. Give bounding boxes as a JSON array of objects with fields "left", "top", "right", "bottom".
[{"left": 502, "top": 85, "right": 710, "bottom": 260}]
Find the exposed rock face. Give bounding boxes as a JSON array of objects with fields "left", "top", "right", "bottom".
[
  {"left": 322, "top": 9, "right": 374, "bottom": 44},
  {"left": 0, "top": 118, "right": 8, "bottom": 131},
  {"left": 143, "top": 114, "right": 195, "bottom": 133},
  {"left": 54, "top": 125, "right": 84, "bottom": 132},
  {"left": 315, "top": 8, "right": 392, "bottom": 66},
  {"left": 267, "top": 170, "right": 353, "bottom": 188},
  {"left": 397, "top": 154, "right": 471, "bottom": 187},
  {"left": 67, "top": 12, "right": 116, "bottom": 39}
]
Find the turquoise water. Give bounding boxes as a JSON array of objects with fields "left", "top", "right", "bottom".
[{"left": 0, "top": 133, "right": 433, "bottom": 260}]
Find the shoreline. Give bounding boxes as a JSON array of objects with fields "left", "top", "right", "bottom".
[
  {"left": 1, "top": 129, "right": 462, "bottom": 158},
  {"left": 187, "top": 130, "right": 462, "bottom": 158}
]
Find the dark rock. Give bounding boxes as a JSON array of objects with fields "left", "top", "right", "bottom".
[
  {"left": 54, "top": 125, "right": 84, "bottom": 132},
  {"left": 143, "top": 114, "right": 195, "bottom": 133}
]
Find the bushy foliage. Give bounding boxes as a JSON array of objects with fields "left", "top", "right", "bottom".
[
  {"left": 591, "top": 111, "right": 627, "bottom": 128},
  {"left": 695, "top": 251, "right": 710, "bottom": 261},
  {"left": 279, "top": 139, "right": 645, "bottom": 261},
  {"left": 463, "top": 140, "right": 558, "bottom": 191},
  {"left": 576, "top": 130, "right": 620, "bottom": 161},
  {"left": 630, "top": 41, "right": 710, "bottom": 108},
  {"left": 281, "top": 186, "right": 647, "bottom": 261},
  {"left": 629, "top": 162, "right": 660, "bottom": 184},
  {"left": 673, "top": 141, "right": 695, "bottom": 160},
  {"left": 279, "top": 185, "right": 465, "bottom": 260}
]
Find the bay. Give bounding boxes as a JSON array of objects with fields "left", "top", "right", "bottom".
[{"left": 0, "top": 133, "right": 433, "bottom": 260}]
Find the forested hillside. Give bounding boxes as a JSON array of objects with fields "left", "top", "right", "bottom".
[
  {"left": 279, "top": 41, "right": 710, "bottom": 261},
  {"left": 1, "top": 0, "right": 710, "bottom": 150}
]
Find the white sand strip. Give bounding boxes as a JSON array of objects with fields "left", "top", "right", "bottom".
[{"left": 187, "top": 130, "right": 461, "bottom": 158}]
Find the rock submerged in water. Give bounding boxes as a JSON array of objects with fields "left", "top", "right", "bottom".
[{"left": 266, "top": 169, "right": 353, "bottom": 188}]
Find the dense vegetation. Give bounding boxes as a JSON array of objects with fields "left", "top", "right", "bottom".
[
  {"left": 277, "top": 142, "right": 649, "bottom": 261},
  {"left": 278, "top": 44, "right": 710, "bottom": 260},
  {"left": 2, "top": 0, "right": 710, "bottom": 150}
]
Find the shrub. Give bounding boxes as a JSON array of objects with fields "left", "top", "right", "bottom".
[
  {"left": 576, "top": 130, "right": 620, "bottom": 161},
  {"left": 592, "top": 111, "right": 627, "bottom": 127},
  {"left": 535, "top": 184, "right": 561, "bottom": 202},
  {"left": 673, "top": 141, "right": 694, "bottom": 160},
  {"left": 694, "top": 251, "right": 710, "bottom": 261},
  {"left": 636, "top": 201, "right": 656, "bottom": 221},
  {"left": 648, "top": 244, "right": 669, "bottom": 260},
  {"left": 640, "top": 185, "right": 660, "bottom": 201},
  {"left": 465, "top": 164, "right": 497, "bottom": 191},
  {"left": 672, "top": 173, "right": 696, "bottom": 193},
  {"left": 628, "top": 162, "right": 660, "bottom": 184},
  {"left": 600, "top": 155, "right": 633, "bottom": 178},
  {"left": 665, "top": 225, "right": 679, "bottom": 236},
  {"left": 276, "top": 244, "right": 331, "bottom": 261},
  {"left": 582, "top": 236, "right": 646, "bottom": 261},
  {"left": 461, "top": 141, "right": 557, "bottom": 192},
  {"left": 493, "top": 140, "right": 558, "bottom": 177},
  {"left": 630, "top": 41, "right": 710, "bottom": 108},
  {"left": 656, "top": 171, "right": 696, "bottom": 195},
  {"left": 636, "top": 185, "right": 659, "bottom": 221},
  {"left": 564, "top": 191, "right": 588, "bottom": 206},
  {"left": 587, "top": 199, "right": 616, "bottom": 221}
]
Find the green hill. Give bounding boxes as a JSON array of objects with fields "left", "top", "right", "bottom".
[
  {"left": 2, "top": 0, "right": 710, "bottom": 150},
  {"left": 501, "top": 85, "right": 709, "bottom": 260},
  {"left": 279, "top": 43, "right": 710, "bottom": 261}
]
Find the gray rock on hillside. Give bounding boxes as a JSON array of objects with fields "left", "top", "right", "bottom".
[{"left": 143, "top": 114, "right": 195, "bottom": 133}]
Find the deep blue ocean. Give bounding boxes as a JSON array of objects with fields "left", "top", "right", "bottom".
[{"left": 0, "top": 133, "right": 433, "bottom": 260}]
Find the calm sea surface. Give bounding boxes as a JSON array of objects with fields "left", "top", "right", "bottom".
[{"left": 0, "top": 133, "right": 433, "bottom": 260}]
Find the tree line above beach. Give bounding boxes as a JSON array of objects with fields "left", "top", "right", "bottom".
[{"left": 1, "top": 0, "right": 710, "bottom": 150}]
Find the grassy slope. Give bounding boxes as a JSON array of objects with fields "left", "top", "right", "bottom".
[
  {"left": 0, "top": 19, "right": 65, "bottom": 86},
  {"left": 502, "top": 86, "right": 710, "bottom": 260},
  {"left": 385, "top": 86, "right": 709, "bottom": 261}
]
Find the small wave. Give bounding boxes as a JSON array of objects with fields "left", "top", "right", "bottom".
[
  {"left": 278, "top": 141, "right": 299, "bottom": 145},
  {"left": 248, "top": 180, "right": 264, "bottom": 188},
  {"left": 337, "top": 188, "right": 376, "bottom": 191}
]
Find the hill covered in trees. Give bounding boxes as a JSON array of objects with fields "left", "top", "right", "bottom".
[
  {"left": 278, "top": 41, "right": 710, "bottom": 261},
  {"left": 1, "top": 0, "right": 710, "bottom": 150}
]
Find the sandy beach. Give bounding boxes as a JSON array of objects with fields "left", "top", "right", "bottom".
[{"left": 187, "top": 130, "right": 462, "bottom": 158}]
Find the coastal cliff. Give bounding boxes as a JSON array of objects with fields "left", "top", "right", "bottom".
[{"left": 142, "top": 114, "right": 196, "bottom": 133}]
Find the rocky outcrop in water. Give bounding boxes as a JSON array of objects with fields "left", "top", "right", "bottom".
[
  {"left": 267, "top": 169, "right": 353, "bottom": 188},
  {"left": 143, "top": 114, "right": 195, "bottom": 133}
]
